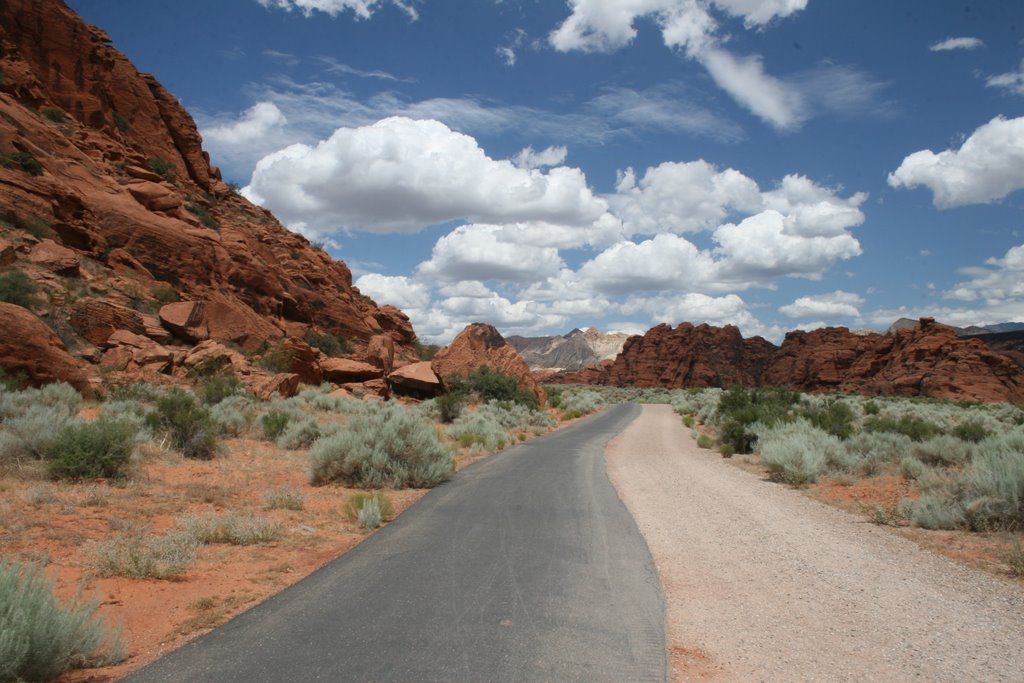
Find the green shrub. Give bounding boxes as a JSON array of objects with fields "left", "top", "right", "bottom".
[
  {"left": 198, "top": 376, "right": 242, "bottom": 406},
  {"left": 17, "top": 214, "right": 52, "bottom": 239},
  {"left": 0, "top": 560, "right": 122, "bottom": 682},
  {"left": 446, "top": 365, "right": 538, "bottom": 410},
  {"left": 304, "top": 331, "right": 351, "bottom": 357},
  {"left": 257, "top": 340, "right": 295, "bottom": 373},
  {"left": 145, "top": 389, "right": 218, "bottom": 459},
  {"left": 309, "top": 402, "right": 453, "bottom": 488},
  {"left": 151, "top": 285, "right": 179, "bottom": 306},
  {"left": 681, "top": 415, "right": 695, "bottom": 428},
  {"left": 275, "top": 416, "right": 322, "bottom": 449},
  {"left": 5, "top": 152, "right": 44, "bottom": 176},
  {"left": 911, "top": 435, "right": 975, "bottom": 467},
  {"left": 953, "top": 419, "right": 991, "bottom": 444},
  {"left": 436, "top": 392, "right": 464, "bottom": 423},
  {"left": 558, "top": 389, "right": 603, "bottom": 418},
  {"left": 41, "top": 107, "right": 68, "bottom": 123},
  {"left": 182, "top": 512, "right": 283, "bottom": 545},
  {"left": 718, "top": 443, "right": 735, "bottom": 458},
  {"left": 413, "top": 341, "right": 439, "bottom": 361},
  {"left": 759, "top": 421, "right": 840, "bottom": 486},
  {"left": 802, "top": 398, "right": 856, "bottom": 440},
  {"left": 446, "top": 410, "right": 511, "bottom": 451},
  {"left": 0, "top": 367, "right": 28, "bottom": 391},
  {"left": 0, "top": 405, "right": 75, "bottom": 463},
  {"left": 696, "top": 434, "right": 714, "bottom": 449},
  {"left": 90, "top": 528, "right": 197, "bottom": 580},
  {"left": 44, "top": 417, "right": 137, "bottom": 480},
  {"left": 184, "top": 203, "right": 218, "bottom": 230},
  {"left": 0, "top": 269, "right": 39, "bottom": 309},
  {"left": 145, "top": 157, "right": 171, "bottom": 177},
  {"left": 713, "top": 386, "right": 799, "bottom": 454},
  {"left": 864, "top": 414, "right": 943, "bottom": 442},
  {"left": 261, "top": 410, "right": 291, "bottom": 440},
  {"left": 112, "top": 111, "right": 130, "bottom": 132},
  {"left": 344, "top": 491, "right": 394, "bottom": 526}
]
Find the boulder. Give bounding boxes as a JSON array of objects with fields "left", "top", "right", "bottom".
[
  {"left": 243, "top": 372, "right": 300, "bottom": 400},
  {"left": 388, "top": 361, "right": 442, "bottom": 396},
  {"left": 365, "top": 334, "right": 396, "bottom": 373},
  {"left": 70, "top": 298, "right": 147, "bottom": 345},
  {"left": 159, "top": 297, "right": 281, "bottom": 352},
  {"left": 431, "top": 323, "right": 546, "bottom": 405},
  {"left": 0, "top": 238, "right": 15, "bottom": 266},
  {"left": 321, "top": 358, "right": 384, "bottom": 383},
  {"left": 126, "top": 180, "right": 181, "bottom": 212},
  {"left": 27, "top": 239, "right": 79, "bottom": 275},
  {"left": 0, "top": 302, "right": 98, "bottom": 393},
  {"left": 178, "top": 340, "right": 249, "bottom": 378},
  {"left": 103, "top": 329, "right": 173, "bottom": 372}
]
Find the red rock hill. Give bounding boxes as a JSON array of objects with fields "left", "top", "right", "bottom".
[{"left": 0, "top": 0, "right": 418, "bottom": 394}]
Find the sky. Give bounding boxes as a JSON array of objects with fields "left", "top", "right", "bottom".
[{"left": 67, "top": 0, "right": 1024, "bottom": 344}]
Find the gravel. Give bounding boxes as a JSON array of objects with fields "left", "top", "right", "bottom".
[{"left": 606, "top": 404, "right": 1024, "bottom": 683}]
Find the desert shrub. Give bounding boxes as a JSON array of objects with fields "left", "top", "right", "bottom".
[
  {"left": 559, "top": 389, "right": 603, "bottom": 419},
  {"left": 446, "top": 410, "right": 512, "bottom": 451},
  {"left": 44, "top": 417, "right": 137, "bottom": 480},
  {"left": 0, "top": 405, "right": 76, "bottom": 463},
  {"left": 151, "top": 285, "right": 179, "bottom": 306},
  {"left": 842, "top": 430, "right": 913, "bottom": 474},
  {"left": 90, "top": 528, "right": 197, "bottom": 580},
  {"left": 714, "top": 386, "right": 800, "bottom": 454},
  {"left": 309, "top": 402, "right": 453, "bottom": 488},
  {"left": 907, "top": 493, "right": 967, "bottom": 530},
  {"left": 182, "top": 512, "right": 283, "bottom": 546},
  {"left": 953, "top": 419, "right": 991, "bottom": 444},
  {"left": 0, "top": 560, "right": 122, "bottom": 682},
  {"left": 256, "top": 339, "right": 295, "bottom": 374},
  {"left": 899, "top": 456, "right": 930, "bottom": 481},
  {"left": 41, "top": 107, "right": 68, "bottom": 123},
  {"left": 184, "top": 203, "right": 218, "bottom": 230},
  {"left": 0, "top": 368, "right": 27, "bottom": 391},
  {"left": 0, "top": 269, "right": 40, "bottom": 308},
  {"left": 112, "top": 111, "right": 130, "bottom": 132},
  {"left": 275, "top": 416, "right": 322, "bottom": 450},
  {"left": 260, "top": 409, "right": 292, "bottom": 440},
  {"left": 863, "top": 400, "right": 880, "bottom": 415},
  {"left": 304, "top": 331, "right": 351, "bottom": 357},
  {"left": 681, "top": 415, "right": 695, "bottom": 428},
  {"left": 413, "top": 341, "right": 439, "bottom": 361},
  {"left": 107, "top": 382, "right": 162, "bottom": 403},
  {"left": 718, "top": 443, "right": 735, "bottom": 458},
  {"left": 198, "top": 376, "right": 243, "bottom": 406},
  {"left": 863, "top": 414, "right": 943, "bottom": 442},
  {"left": 5, "top": 151, "right": 43, "bottom": 176},
  {"left": 475, "top": 400, "right": 554, "bottom": 431},
  {"left": 545, "top": 385, "right": 563, "bottom": 408},
  {"left": 344, "top": 491, "right": 394, "bottom": 527},
  {"left": 759, "top": 421, "right": 840, "bottom": 486},
  {"left": 911, "top": 434, "right": 976, "bottom": 467},
  {"left": 446, "top": 365, "right": 538, "bottom": 410},
  {"left": 960, "top": 447, "right": 1024, "bottom": 530},
  {"left": 145, "top": 157, "right": 171, "bottom": 177},
  {"left": 146, "top": 389, "right": 218, "bottom": 459},
  {"left": 263, "top": 486, "right": 305, "bottom": 511},
  {"left": 209, "top": 396, "right": 251, "bottom": 437},
  {"left": 436, "top": 392, "right": 464, "bottom": 423},
  {"left": 696, "top": 434, "right": 714, "bottom": 449}
]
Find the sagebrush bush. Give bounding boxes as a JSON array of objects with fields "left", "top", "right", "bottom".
[
  {"left": 446, "top": 410, "right": 512, "bottom": 451},
  {"left": 275, "top": 416, "right": 322, "bottom": 450},
  {"left": 864, "top": 414, "right": 943, "bottom": 442},
  {"left": 198, "top": 376, "right": 243, "bottom": 406},
  {"left": 436, "top": 392, "right": 464, "bottom": 423},
  {"left": 801, "top": 398, "right": 856, "bottom": 439},
  {"left": 953, "top": 419, "right": 991, "bottom": 443},
  {"left": 0, "top": 560, "right": 122, "bottom": 682},
  {"left": 309, "top": 402, "right": 453, "bottom": 488},
  {"left": 260, "top": 409, "right": 292, "bottom": 440},
  {"left": 759, "top": 421, "right": 840, "bottom": 486},
  {"left": 0, "top": 268, "right": 40, "bottom": 309},
  {"left": 446, "top": 365, "right": 538, "bottom": 409},
  {"left": 146, "top": 389, "right": 218, "bottom": 459},
  {"left": 0, "top": 404, "right": 76, "bottom": 463},
  {"left": 911, "top": 434, "right": 976, "bottom": 467},
  {"left": 344, "top": 491, "right": 394, "bottom": 528},
  {"left": 558, "top": 389, "right": 603, "bottom": 419},
  {"left": 263, "top": 486, "right": 305, "bottom": 511},
  {"left": 44, "top": 417, "right": 137, "bottom": 480},
  {"left": 182, "top": 512, "right": 283, "bottom": 546},
  {"left": 209, "top": 396, "right": 251, "bottom": 437},
  {"left": 90, "top": 528, "right": 197, "bottom": 580},
  {"left": 696, "top": 434, "right": 714, "bottom": 449}
]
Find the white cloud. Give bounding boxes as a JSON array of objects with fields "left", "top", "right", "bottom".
[
  {"left": 354, "top": 273, "right": 431, "bottom": 310},
  {"left": 699, "top": 47, "right": 806, "bottom": 130},
  {"left": 256, "top": 0, "right": 417, "bottom": 20},
  {"left": 417, "top": 224, "right": 566, "bottom": 283},
  {"left": 987, "top": 59, "right": 1024, "bottom": 96},
  {"left": 887, "top": 115, "right": 1024, "bottom": 208},
  {"left": 779, "top": 290, "right": 864, "bottom": 319},
  {"left": 588, "top": 84, "right": 744, "bottom": 142},
  {"left": 316, "top": 56, "right": 413, "bottom": 82},
  {"left": 761, "top": 174, "right": 867, "bottom": 237},
  {"left": 578, "top": 234, "right": 720, "bottom": 295},
  {"left": 945, "top": 243, "right": 1024, "bottom": 304},
  {"left": 203, "top": 102, "right": 288, "bottom": 148},
  {"left": 242, "top": 117, "right": 610, "bottom": 233},
  {"left": 513, "top": 145, "right": 568, "bottom": 169},
  {"left": 713, "top": 210, "right": 863, "bottom": 282},
  {"left": 713, "top": 0, "right": 807, "bottom": 27},
  {"left": 496, "top": 46, "right": 517, "bottom": 66},
  {"left": 610, "top": 160, "right": 761, "bottom": 236},
  {"left": 929, "top": 37, "right": 985, "bottom": 52}
]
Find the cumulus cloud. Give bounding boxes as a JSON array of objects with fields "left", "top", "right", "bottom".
[
  {"left": 256, "top": 0, "right": 417, "bottom": 20},
  {"left": 779, "top": 290, "right": 864, "bottom": 319},
  {"left": 203, "top": 102, "right": 288, "bottom": 148},
  {"left": 887, "top": 115, "right": 1024, "bottom": 208},
  {"left": 945, "top": 243, "right": 1024, "bottom": 304},
  {"left": 417, "top": 224, "right": 566, "bottom": 283},
  {"left": 513, "top": 145, "right": 568, "bottom": 169},
  {"left": 353, "top": 273, "right": 431, "bottom": 310},
  {"left": 929, "top": 37, "right": 985, "bottom": 52},
  {"left": 549, "top": 0, "right": 810, "bottom": 130},
  {"left": 761, "top": 174, "right": 867, "bottom": 237},
  {"left": 243, "top": 117, "right": 610, "bottom": 233},
  {"left": 578, "top": 234, "right": 720, "bottom": 295},
  {"left": 611, "top": 160, "right": 761, "bottom": 236},
  {"left": 987, "top": 59, "right": 1024, "bottom": 96}
]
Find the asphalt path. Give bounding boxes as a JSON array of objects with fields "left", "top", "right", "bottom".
[{"left": 124, "top": 403, "right": 665, "bottom": 683}]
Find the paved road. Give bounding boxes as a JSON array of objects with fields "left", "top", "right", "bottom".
[{"left": 125, "top": 403, "right": 665, "bottom": 683}]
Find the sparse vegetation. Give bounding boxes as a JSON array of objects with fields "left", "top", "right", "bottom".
[
  {"left": 304, "top": 331, "right": 351, "bottom": 357},
  {"left": 1, "top": 151, "right": 44, "bottom": 176},
  {"left": 44, "top": 417, "right": 138, "bottom": 480},
  {"left": 198, "top": 376, "right": 243, "bottom": 406},
  {"left": 257, "top": 339, "right": 295, "bottom": 374},
  {"left": 41, "top": 107, "right": 68, "bottom": 124},
  {"left": 263, "top": 486, "right": 305, "bottom": 511},
  {"left": 184, "top": 203, "right": 219, "bottom": 230},
  {"left": 17, "top": 214, "right": 53, "bottom": 239},
  {"left": 112, "top": 111, "right": 130, "bottom": 132},
  {"left": 344, "top": 491, "right": 395, "bottom": 529},
  {"left": 182, "top": 512, "right": 283, "bottom": 546},
  {"left": 0, "top": 269, "right": 40, "bottom": 309},
  {"left": 145, "top": 157, "right": 171, "bottom": 178},
  {"left": 413, "top": 340, "right": 440, "bottom": 361},
  {"left": 90, "top": 527, "right": 197, "bottom": 580},
  {"left": 145, "top": 389, "right": 219, "bottom": 459},
  {"left": 260, "top": 409, "right": 292, "bottom": 440},
  {"left": 446, "top": 365, "right": 538, "bottom": 410},
  {"left": 0, "top": 560, "right": 123, "bottom": 682}
]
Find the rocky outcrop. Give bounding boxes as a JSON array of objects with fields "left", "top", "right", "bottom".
[
  {"left": 0, "top": 0, "right": 422, "bottom": 394},
  {"left": 388, "top": 361, "right": 442, "bottom": 396},
  {"left": 765, "top": 318, "right": 1024, "bottom": 403},
  {"left": 551, "top": 323, "right": 776, "bottom": 389},
  {"left": 507, "top": 327, "right": 630, "bottom": 371},
  {"left": 0, "top": 302, "right": 98, "bottom": 393},
  {"left": 432, "top": 323, "right": 546, "bottom": 405}
]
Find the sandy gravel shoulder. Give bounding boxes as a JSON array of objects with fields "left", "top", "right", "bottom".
[{"left": 606, "top": 404, "right": 1024, "bottom": 683}]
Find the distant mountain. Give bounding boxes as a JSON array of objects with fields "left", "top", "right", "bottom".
[
  {"left": 506, "top": 328, "right": 631, "bottom": 371},
  {"left": 888, "top": 318, "right": 1024, "bottom": 337}
]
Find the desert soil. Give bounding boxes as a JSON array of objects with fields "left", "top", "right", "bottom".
[{"left": 606, "top": 404, "right": 1024, "bottom": 683}]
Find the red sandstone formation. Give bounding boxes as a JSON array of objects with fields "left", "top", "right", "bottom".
[
  {"left": 431, "top": 323, "right": 546, "bottom": 405},
  {"left": 0, "top": 0, "right": 420, "bottom": 393},
  {"left": 551, "top": 322, "right": 776, "bottom": 389},
  {"left": 0, "top": 302, "right": 98, "bottom": 393}
]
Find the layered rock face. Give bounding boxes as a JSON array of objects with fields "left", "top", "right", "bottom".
[
  {"left": 765, "top": 318, "right": 1024, "bottom": 403},
  {"left": 507, "top": 328, "right": 630, "bottom": 371},
  {"left": 550, "top": 323, "right": 776, "bottom": 389},
  {"left": 0, "top": 0, "right": 418, "bottom": 392},
  {"left": 550, "top": 318, "right": 1024, "bottom": 403}
]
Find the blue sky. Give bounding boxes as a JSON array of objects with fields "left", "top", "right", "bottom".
[{"left": 68, "top": 0, "right": 1024, "bottom": 344}]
